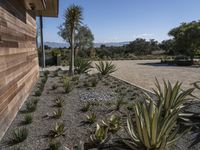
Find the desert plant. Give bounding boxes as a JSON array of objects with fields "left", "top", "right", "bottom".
[
  {"left": 26, "top": 101, "right": 37, "bottom": 112},
  {"left": 90, "top": 124, "right": 109, "bottom": 145},
  {"left": 55, "top": 97, "right": 64, "bottom": 107},
  {"left": 49, "top": 122, "right": 66, "bottom": 138},
  {"left": 75, "top": 58, "right": 92, "bottom": 74},
  {"left": 95, "top": 61, "right": 116, "bottom": 76},
  {"left": 153, "top": 79, "right": 194, "bottom": 117},
  {"left": 102, "top": 115, "right": 121, "bottom": 133},
  {"left": 11, "top": 128, "right": 28, "bottom": 144},
  {"left": 86, "top": 113, "right": 96, "bottom": 124},
  {"left": 124, "top": 99, "right": 189, "bottom": 150},
  {"left": 49, "top": 140, "right": 61, "bottom": 150},
  {"left": 81, "top": 102, "right": 92, "bottom": 112},
  {"left": 52, "top": 109, "right": 63, "bottom": 119},
  {"left": 22, "top": 114, "right": 33, "bottom": 125},
  {"left": 63, "top": 77, "right": 73, "bottom": 93}
]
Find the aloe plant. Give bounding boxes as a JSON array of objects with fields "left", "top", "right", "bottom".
[
  {"left": 102, "top": 115, "right": 121, "bottom": 133},
  {"left": 124, "top": 99, "right": 189, "bottom": 150},
  {"left": 95, "top": 61, "right": 117, "bottom": 76}
]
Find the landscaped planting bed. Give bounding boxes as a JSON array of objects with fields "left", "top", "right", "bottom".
[{"left": 0, "top": 68, "right": 200, "bottom": 150}]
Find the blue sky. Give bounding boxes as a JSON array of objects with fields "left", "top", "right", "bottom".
[{"left": 40, "top": 0, "right": 200, "bottom": 43}]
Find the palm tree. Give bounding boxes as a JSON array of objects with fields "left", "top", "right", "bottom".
[{"left": 64, "top": 5, "right": 83, "bottom": 75}]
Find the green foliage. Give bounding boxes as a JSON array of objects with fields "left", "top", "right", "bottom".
[
  {"left": 22, "top": 114, "right": 33, "bottom": 125},
  {"left": 95, "top": 61, "right": 117, "bottom": 76},
  {"left": 50, "top": 123, "right": 66, "bottom": 138},
  {"left": 153, "top": 79, "right": 194, "bottom": 117},
  {"left": 11, "top": 128, "right": 28, "bottom": 144},
  {"left": 124, "top": 99, "right": 188, "bottom": 150},
  {"left": 49, "top": 140, "right": 61, "bottom": 150},
  {"left": 52, "top": 48, "right": 61, "bottom": 57},
  {"left": 81, "top": 102, "right": 92, "bottom": 112},
  {"left": 102, "top": 115, "right": 121, "bottom": 133},
  {"left": 35, "top": 90, "right": 42, "bottom": 96},
  {"left": 55, "top": 97, "right": 64, "bottom": 107},
  {"left": 26, "top": 100, "right": 37, "bottom": 112},
  {"left": 86, "top": 113, "right": 96, "bottom": 124},
  {"left": 63, "top": 76, "right": 73, "bottom": 93},
  {"left": 75, "top": 58, "right": 92, "bottom": 74},
  {"left": 90, "top": 77, "right": 98, "bottom": 87},
  {"left": 169, "top": 21, "right": 200, "bottom": 59},
  {"left": 52, "top": 109, "right": 63, "bottom": 119},
  {"left": 90, "top": 124, "right": 109, "bottom": 145}
]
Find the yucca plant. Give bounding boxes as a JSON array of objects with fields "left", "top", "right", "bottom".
[
  {"left": 63, "top": 77, "right": 73, "bottom": 93},
  {"left": 52, "top": 109, "right": 63, "bottom": 119},
  {"left": 11, "top": 128, "right": 28, "bottom": 144},
  {"left": 75, "top": 58, "right": 92, "bottom": 74},
  {"left": 95, "top": 61, "right": 117, "bottom": 76},
  {"left": 124, "top": 99, "right": 189, "bottom": 150},
  {"left": 153, "top": 79, "right": 194, "bottom": 117},
  {"left": 90, "top": 124, "right": 109, "bottom": 145},
  {"left": 102, "top": 115, "right": 121, "bottom": 134},
  {"left": 86, "top": 113, "right": 96, "bottom": 124},
  {"left": 55, "top": 97, "right": 64, "bottom": 107},
  {"left": 49, "top": 122, "right": 66, "bottom": 138}
]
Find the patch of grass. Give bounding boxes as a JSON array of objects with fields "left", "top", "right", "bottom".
[
  {"left": 63, "top": 76, "right": 73, "bottom": 93},
  {"left": 26, "top": 101, "right": 37, "bottom": 112},
  {"left": 34, "top": 90, "right": 42, "bottom": 96},
  {"left": 11, "top": 128, "right": 28, "bottom": 144}
]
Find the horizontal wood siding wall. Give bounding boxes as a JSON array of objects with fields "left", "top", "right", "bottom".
[{"left": 0, "top": 0, "right": 39, "bottom": 140}]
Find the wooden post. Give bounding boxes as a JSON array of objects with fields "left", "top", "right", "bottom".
[{"left": 39, "top": 16, "right": 45, "bottom": 69}]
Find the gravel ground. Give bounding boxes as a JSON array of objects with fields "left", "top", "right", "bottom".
[{"left": 0, "top": 70, "right": 199, "bottom": 150}]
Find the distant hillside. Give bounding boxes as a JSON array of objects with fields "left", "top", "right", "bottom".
[{"left": 43, "top": 41, "right": 130, "bottom": 48}]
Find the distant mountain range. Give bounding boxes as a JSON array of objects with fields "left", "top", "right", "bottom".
[{"left": 43, "top": 41, "right": 130, "bottom": 48}]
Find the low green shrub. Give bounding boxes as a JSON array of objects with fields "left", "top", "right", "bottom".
[
  {"left": 63, "top": 76, "right": 73, "bottom": 93},
  {"left": 11, "top": 128, "right": 28, "bottom": 144},
  {"left": 22, "top": 114, "right": 33, "bottom": 125},
  {"left": 26, "top": 101, "right": 37, "bottom": 112},
  {"left": 49, "top": 140, "right": 61, "bottom": 150},
  {"left": 49, "top": 123, "right": 66, "bottom": 138}
]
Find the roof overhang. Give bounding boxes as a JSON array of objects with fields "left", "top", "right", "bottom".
[{"left": 22, "top": 0, "right": 59, "bottom": 17}]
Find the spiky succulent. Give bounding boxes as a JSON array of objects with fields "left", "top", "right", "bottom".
[
  {"left": 49, "top": 123, "right": 66, "bottom": 138},
  {"left": 102, "top": 115, "right": 121, "bottom": 133},
  {"left": 95, "top": 61, "right": 117, "bottom": 76}
]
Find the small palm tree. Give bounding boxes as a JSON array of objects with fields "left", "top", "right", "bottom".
[{"left": 64, "top": 5, "right": 83, "bottom": 75}]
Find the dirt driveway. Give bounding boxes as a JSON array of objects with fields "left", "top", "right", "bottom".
[{"left": 110, "top": 60, "right": 200, "bottom": 97}]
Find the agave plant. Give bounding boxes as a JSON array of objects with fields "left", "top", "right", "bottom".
[
  {"left": 52, "top": 109, "right": 63, "bottom": 119},
  {"left": 55, "top": 97, "right": 64, "bottom": 107},
  {"left": 95, "top": 61, "right": 117, "bottom": 76},
  {"left": 153, "top": 79, "right": 194, "bottom": 117},
  {"left": 124, "top": 99, "right": 189, "bottom": 150},
  {"left": 90, "top": 124, "right": 109, "bottom": 145},
  {"left": 102, "top": 115, "right": 121, "bottom": 133},
  {"left": 49, "top": 123, "right": 66, "bottom": 138},
  {"left": 75, "top": 58, "right": 92, "bottom": 74},
  {"left": 86, "top": 113, "right": 96, "bottom": 124}
]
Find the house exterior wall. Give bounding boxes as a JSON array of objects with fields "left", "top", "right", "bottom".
[{"left": 0, "top": 0, "right": 39, "bottom": 140}]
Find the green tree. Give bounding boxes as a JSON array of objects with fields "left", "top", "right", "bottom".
[
  {"left": 169, "top": 21, "right": 200, "bottom": 60},
  {"left": 75, "top": 25, "right": 94, "bottom": 57},
  {"left": 159, "top": 39, "right": 175, "bottom": 55},
  {"left": 58, "top": 4, "right": 83, "bottom": 75}
]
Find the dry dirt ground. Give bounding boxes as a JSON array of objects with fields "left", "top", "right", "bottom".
[{"left": 108, "top": 60, "right": 200, "bottom": 97}]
